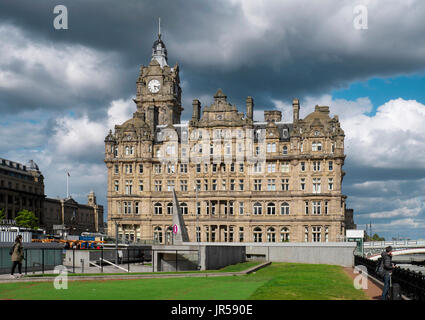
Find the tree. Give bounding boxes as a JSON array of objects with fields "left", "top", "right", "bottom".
[
  {"left": 0, "top": 208, "right": 5, "bottom": 221},
  {"left": 15, "top": 209, "right": 39, "bottom": 230},
  {"left": 364, "top": 231, "right": 385, "bottom": 241}
]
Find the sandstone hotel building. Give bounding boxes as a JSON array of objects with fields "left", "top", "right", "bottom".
[{"left": 105, "top": 29, "right": 353, "bottom": 244}]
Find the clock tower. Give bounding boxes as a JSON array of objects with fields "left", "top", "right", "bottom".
[{"left": 134, "top": 23, "right": 183, "bottom": 133}]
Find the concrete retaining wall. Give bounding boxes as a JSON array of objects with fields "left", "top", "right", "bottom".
[
  {"left": 245, "top": 242, "right": 357, "bottom": 267},
  {"left": 202, "top": 245, "right": 246, "bottom": 270}
]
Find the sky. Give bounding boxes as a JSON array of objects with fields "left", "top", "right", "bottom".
[{"left": 1, "top": 0, "right": 425, "bottom": 240}]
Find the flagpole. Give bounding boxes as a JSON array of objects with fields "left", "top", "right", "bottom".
[{"left": 66, "top": 172, "right": 69, "bottom": 198}]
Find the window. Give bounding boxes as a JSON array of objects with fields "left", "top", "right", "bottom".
[
  {"left": 281, "top": 162, "right": 290, "bottom": 173},
  {"left": 253, "top": 227, "right": 263, "bottom": 243},
  {"left": 229, "top": 226, "right": 234, "bottom": 242},
  {"left": 139, "top": 180, "right": 143, "bottom": 191},
  {"left": 180, "top": 203, "right": 188, "bottom": 215},
  {"left": 180, "top": 180, "right": 188, "bottom": 191},
  {"left": 328, "top": 178, "right": 334, "bottom": 191},
  {"left": 313, "top": 161, "right": 321, "bottom": 172},
  {"left": 212, "top": 163, "right": 217, "bottom": 173},
  {"left": 225, "top": 143, "right": 231, "bottom": 155},
  {"left": 180, "top": 163, "right": 187, "bottom": 173},
  {"left": 204, "top": 179, "right": 208, "bottom": 191},
  {"left": 300, "top": 178, "right": 306, "bottom": 191},
  {"left": 304, "top": 227, "right": 309, "bottom": 242},
  {"left": 204, "top": 163, "right": 208, "bottom": 173},
  {"left": 196, "top": 226, "right": 201, "bottom": 242},
  {"left": 312, "top": 226, "right": 322, "bottom": 242},
  {"left": 196, "top": 163, "right": 201, "bottom": 173},
  {"left": 230, "top": 163, "right": 235, "bottom": 172},
  {"left": 222, "top": 179, "right": 226, "bottom": 191},
  {"left": 114, "top": 180, "right": 119, "bottom": 192},
  {"left": 254, "top": 179, "right": 262, "bottom": 191},
  {"left": 125, "top": 180, "right": 133, "bottom": 195},
  {"left": 154, "top": 180, "right": 162, "bottom": 192},
  {"left": 154, "top": 203, "right": 162, "bottom": 215},
  {"left": 305, "top": 201, "right": 309, "bottom": 215},
  {"left": 114, "top": 165, "right": 119, "bottom": 174},
  {"left": 154, "top": 227, "right": 163, "bottom": 243},
  {"left": 114, "top": 147, "right": 118, "bottom": 158},
  {"left": 205, "top": 201, "right": 209, "bottom": 215},
  {"left": 135, "top": 202, "right": 140, "bottom": 215},
  {"left": 167, "top": 164, "right": 175, "bottom": 174},
  {"left": 313, "top": 201, "right": 321, "bottom": 215},
  {"left": 267, "top": 227, "right": 276, "bottom": 242},
  {"left": 312, "top": 142, "right": 322, "bottom": 151},
  {"left": 267, "top": 143, "right": 276, "bottom": 153},
  {"left": 267, "top": 203, "right": 276, "bottom": 215},
  {"left": 239, "top": 163, "right": 244, "bottom": 173},
  {"left": 281, "top": 202, "right": 290, "bottom": 215},
  {"left": 268, "top": 163, "right": 276, "bottom": 173},
  {"left": 255, "top": 146, "right": 260, "bottom": 156},
  {"left": 324, "top": 201, "right": 329, "bottom": 215},
  {"left": 196, "top": 179, "right": 201, "bottom": 191},
  {"left": 211, "top": 202, "right": 216, "bottom": 215},
  {"left": 331, "top": 143, "right": 335, "bottom": 153},
  {"left": 300, "top": 162, "right": 305, "bottom": 172},
  {"left": 313, "top": 178, "right": 321, "bottom": 193},
  {"left": 229, "top": 201, "right": 234, "bottom": 215},
  {"left": 328, "top": 161, "right": 333, "bottom": 171},
  {"left": 167, "top": 203, "right": 173, "bottom": 215},
  {"left": 212, "top": 179, "right": 217, "bottom": 191},
  {"left": 281, "top": 227, "right": 290, "bottom": 242},
  {"left": 196, "top": 202, "right": 201, "bottom": 215},
  {"left": 267, "top": 179, "right": 276, "bottom": 191},
  {"left": 281, "top": 179, "right": 289, "bottom": 191},
  {"left": 154, "top": 164, "right": 162, "bottom": 174},
  {"left": 139, "top": 164, "right": 143, "bottom": 174},
  {"left": 239, "top": 179, "right": 244, "bottom": 191},
  {"left": 125, "top": 164, "right": 133, "bottom": 174},
  {"left": 253, "top": 202, "right": 262, "bottom": 215},
  {"left": 283, "top": 145, "right": 288, "bottom": 155},
  {"left": 239, "top": 202, "right": 244, "bottom": 215},
  {"left": 325, "top": 227, "right": 329, "bottom": 242},
  {"left": 167, "top": 180, "right": 175, "bottom": 191},
  {"left": 205, "top": 226, "right": 210, "bottom": 242},
  {"left": 239, "top": 227, "right": 244, "bottom": 242},
  {"left": 230, "top": 179, "right": 235, "bottom": 191},
  {"left": 253, "top": 162, "right": 262, "bottom": 173}
]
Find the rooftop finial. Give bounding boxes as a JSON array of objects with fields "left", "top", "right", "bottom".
[{"left": 158, "top": 17, "right": 161, "bottom": 39}]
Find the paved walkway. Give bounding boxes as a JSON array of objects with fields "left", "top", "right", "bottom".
[{"left": 343, "top": 267, "right": 383, "bottom": 300}]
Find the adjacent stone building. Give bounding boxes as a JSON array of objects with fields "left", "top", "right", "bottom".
[
  {"left": 0, "top": 158, "right": 103, "bottom": 234},
  {"left": 105, "top": 30, "right": 351, "bottom": 243}
]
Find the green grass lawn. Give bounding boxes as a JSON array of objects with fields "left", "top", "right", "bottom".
[{"left": 0, "top": 262, "right": 368, "bottom": 300}]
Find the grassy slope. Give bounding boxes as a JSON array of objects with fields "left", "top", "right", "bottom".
[{"left": 0, "top": 263, "right": 368, "bottom": 300}]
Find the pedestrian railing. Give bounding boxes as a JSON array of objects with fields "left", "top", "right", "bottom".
[{"left": 355, "top": 255, "right": 425, "bottom": 300}]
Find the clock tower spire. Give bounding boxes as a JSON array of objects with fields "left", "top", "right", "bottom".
[{"left": 134, "top": 20, "right": 183, "bottom": 133}]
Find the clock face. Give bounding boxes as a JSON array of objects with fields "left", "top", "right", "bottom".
[{"left": 148, "top": 79, "right": 161, "bottom": 93}]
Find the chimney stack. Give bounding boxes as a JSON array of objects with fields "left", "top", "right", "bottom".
[
  {"left": 246, "top": 96, "right": 254, "bottom": 121},
  {"left": 192, "top": 99, "right": 201, "bottom": 122},
  {"left": 292, "top": 98, "right": 300, "bottom": 123}
]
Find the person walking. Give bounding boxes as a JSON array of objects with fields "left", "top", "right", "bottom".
[
  {"left": 10, "top": 235, "right": 24, "bottom": 279},
  {"left": 381, "top": 246, "right": 394, "bottom": 300}
]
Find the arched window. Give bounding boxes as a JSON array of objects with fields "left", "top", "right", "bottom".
[
  {"left": 154, "top": 226, "right": 163, "bottom": 244},
  {"left": 267, "top": 203, "right": 276, "bottom": 215},
  {"left": 253, "top": 202, "right": 262, "bottom": 215},
  {"left": 167, "top": 203, "right": 173, "bottom": 215},
  {"left": 166, "top": 226, "right": 173, "bottom": 244},
  {"left": 154, "top": 203, "right": 162, "bottom": 215},
  {"left": 253, "top": 227, "right": 262, "bottom": 243},
  {"left": 280, "top": 202, "right": 290, "bottom": 215},
  {"left": 281, "top": 227, "right": 290, "bottom": 242},
  {"left": 267, "top": 227, "right": 276, "bottom": 242},
  {"left": 180, "top": 203, "right": 188, "bottom": 215}
]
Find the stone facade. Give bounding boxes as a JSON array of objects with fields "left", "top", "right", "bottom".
[
  {"left": 0, "top": 157, "right": 103, "bottom": 234},
  {"left": 105, "top": 31, "right": 350, "bottom": 244},
  {"left": 0, "top": 158, "right": 45, "bottom": 222}
]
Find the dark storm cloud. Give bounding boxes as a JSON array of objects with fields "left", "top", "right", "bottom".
[{"left": 1, "top": 0, "right": 425, "bottom": 119}]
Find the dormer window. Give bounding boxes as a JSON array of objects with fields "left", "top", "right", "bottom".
[{"left": 312, "top": 142, "right": 322, "bottom": 151}]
